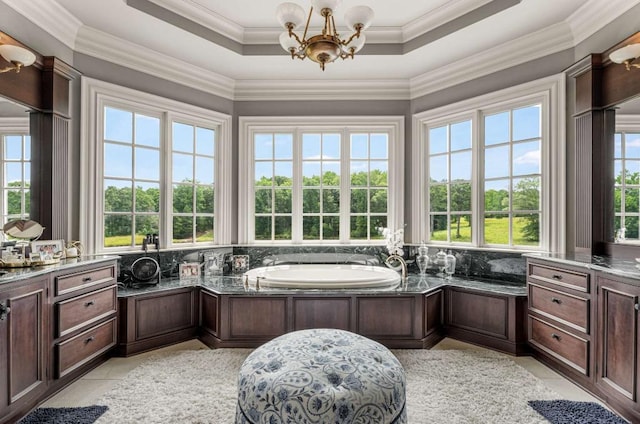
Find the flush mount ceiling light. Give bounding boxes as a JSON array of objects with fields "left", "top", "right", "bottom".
[
  {"left": 276, "top": 0, "right": 374, "bottom": 71},
  {"left": 609, "top": 43, "right": 640, "bottom": 70},
  {"left": 0, "top": 43, "right": 36, "bottom": 74}
]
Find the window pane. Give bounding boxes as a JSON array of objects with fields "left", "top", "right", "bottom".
[
  {"left": 196, "top": 157, "right": 214, "bottom": 184},
  {"left": 625, "top": 188, "right": 639, "bottom": 213},
  {"left": 625, "top": 216, "right": 639, "bottom": 240},
  {"left": 135, "top": 147, "right": 160, "bottom": 180},
  {"left": 615, "top": 133, "right": 622, "bottom": 158},
  {"left": 255, "top": 216, "right": 272, "bottom": 240},
  {"left": 303, "top": 135, "right": 321, "bottom": 159},
  {"left": 430, "top": 185, "right": 447, "bottom": 212},
  {"left": 484, "top": 111, "right": 509, "bottom": 146},
  {"left": 513, "top": 105, "right": 540, "bottom": 141},
  {"left": 104, "top": 215, "right": 132, "bottom": 247},
  {"left": 351, "top": 189, "right": 367, "bottom": 213},
  {"left": 303, "top": 216, "right": 320, "bottom": 239},
  {"left": 173, "top": 122, "right": 194, "bottom": 153},
  {"left": 370, "top": 134, "right": 388, "bottom": 159},
  {"left": 323, "top": 189, "right": 340, "bottom": 213},
  {"left": 274, "top": 162, "right": 292, "bottom": 186},
  {"left": 451, "top": 214, "right": 471, "bottom": 242},
  {"left": 196, "top": 216, "right": 214, "bottom": 242},
  {"left": 24, "top": 136, "right": 30, "bottom": 161},
  {"left": 615, "top": 187, "right": 621, "bottom": 213},
  {"left": 484, "top": 179, "right": 509, "bottom": 212},
  {"left": 323, "top": 216, "right": 340, "bottom": 240},
  {"left": 173, "top": 216, "right": 193, "bottom": 243},
  {"left": 4, "top": 163, "right": 21, "bottom": 185},
  {"left": 370, "top": 162, "right": 388, "bottom": 186},
  {"left": 351, "top": 162, "right": 368, "bottom": 186},
  {"left": 323, "top": 162, "right": 340, "bottom": 184},
  {"left": 23, "top": 163, "right": 30, "bottom": 185},
  {"left": 484, "top": 214, "right": 509, "bottom": 244},
  {"left": 173, "top": 185, "right": 193, "bottom": 213},
  {"left": 625, "top": 161, "right": 640, "bottom": 184},
  {"left": 135, "top": 215, "right": 159, "bottom": 244},
  {"left": 105, "top": 107, "right": 132, "bottom": 143},
  {"left": 370, "top": 216, "right": 387, "bottom": 239},
  {"left": 104, "top": 180, "right": 132, "bottom": 212},
  {"left": 350, "top": 216, "right": 367, "bottom": 239},
  {"left": 135, "top": 114, "right": 160, "bottom": 147},
  {"left": 451, "top": 121, "right": 471, "bottom": 151},
  {"left": 351, "top": 134, "right": 368, "bottom": 158},
  {"left": 196, "top": 127, "right": 215, "bottom": 156},
  {"left": 255, "top": 162, "right": 273, "bottom": 185},
  {"left": 196, "top": 186, "right": 214, "bottom": 213},
  {"left": 173, "top": 153, "right": 193, "bottom": 183},
  {"left": 429, "top": 155, "right": 447, "bottom": 182},
  {"left": 104, "top": 144, "right": 132, "bottom": 178},
  {"left": 4, "top": 136, "right": 22, "bottom": 159},
  {"left": 323, "top": 134, "right": 340, "bottom": 159},
  {"left": 514, "top": 213, "right": 540, "bottom": 246},
  {"left": 274, "top": 189, "right": 292, "bottom": 213},
  {"left": 513, "top": 177, "right": 540, "bottom": 211},
  {"left": 274, "top": 134, "right": 292, "bottom": 159},
  {"left": 255, "top": 134, "right": 273, "bottom": 159},
  {"left": 430, "top": 215, "right": 448, "bottom": 241},
  {"left": 135, "top": 183, "right": 160, "bottom": 212},
  {"left": 370, "top": 189, "right": 387, "bottom": 213},
  {"left": 429, "top": 126, "right": 447, "bottom": 155},
  {"left": 625, "top": 133, "right": 640, "bottom": 158},
  {"left": 484, "top": 145, "right": 509, "bottom": 179},
  {"left": 274, "top": 216, "right": 292, "bottom": 240},
  {"left": 5, "top": 190, "right": 20, "bottom": 214},
  {"left": 255, "top": 189, "right": 272, "bottom": 213},
  {"left": 450, "top": 151, "right": 471, "bottom": 181},
  {"left": 303, "top": 189, "right": 320, "bottom": 213},
  {"left": 303, "top": 162, "right": 321, "bottom": 186},
  {"left": 513, "top": 141, "right": 540, "bottom": 176},
  {"left": 451, "top": 183, "right": 471, "bottom": 212}
]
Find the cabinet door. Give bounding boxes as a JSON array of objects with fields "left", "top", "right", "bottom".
[
  {"left": 0, "top": 278, "right": 48, "bottom": 415},
  {"left": 597, "top": 277, "right": 640, "bottom": 402}
]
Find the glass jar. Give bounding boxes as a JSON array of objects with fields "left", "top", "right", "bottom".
[{"left": 416, "top": 243, "right": 430, "bottom": 275}]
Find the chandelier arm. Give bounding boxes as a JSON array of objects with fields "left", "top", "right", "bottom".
[
  {"left": 330, "top": 15, "right": 341, "bottom": 39},
  {"left": 301, "top": 7, "right": 313, "bottom": 42},
  {"left": 286, "top": 24, "right": 305, "bottom": 46},
  {"left": 0, "top": 63, "right": 20, "bottom": 73},
  {"left": 341, "top": 26, "right": 363, "bottom": 47}
]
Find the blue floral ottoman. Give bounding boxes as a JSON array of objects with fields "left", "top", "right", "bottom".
[{"left": 235, "top": 328, "right": 407, "bottom": 424}]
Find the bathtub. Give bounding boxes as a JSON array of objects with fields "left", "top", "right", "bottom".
[{"left": 243, "top": 264, "right": 401, "bottom": 289}]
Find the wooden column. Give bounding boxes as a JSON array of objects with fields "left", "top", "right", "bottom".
[{"left": 30, "top": 58, "right": 80, "bottom": 240}]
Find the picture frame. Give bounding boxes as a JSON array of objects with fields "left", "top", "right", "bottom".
[
  {"left": 30, "top": 239, "right": 65, "bottom": 260},
  {"left": 179, "top": 262, "right": 201, "bottom": 279}
]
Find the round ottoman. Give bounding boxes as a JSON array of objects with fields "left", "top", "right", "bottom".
[{"left": 235, "top": 328, "right": 407, "bottom": 424}]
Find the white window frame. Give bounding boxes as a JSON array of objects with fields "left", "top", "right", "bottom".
[
  {"left": 614, "top": 114, "right": 640, "bottom": 243},
  {"left": 0, "top": 117, "right": 30, "bottom": 225},
  {"left": 412, "top": 75, "right": 566, "bottom": 253},
  {"left": 238, "top": 116, "right": 404, "bottom": 244},
  {"left": 81, "top": 77, "right": 232, "bottom": 254}
]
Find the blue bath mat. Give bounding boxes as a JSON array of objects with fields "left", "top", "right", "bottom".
[
  {"left": 18, "top": 405, "right": 108, "bottom": 423},
  {"left": 528, "top": 400, "right": 628, "bottom": 424}
]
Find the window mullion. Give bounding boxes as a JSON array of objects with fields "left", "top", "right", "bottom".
[
  {"left": 162, "top": 112, "right": 172, "bottom": 249},
  {"left": 474, "top": 110, "right": 483, "bottom": 247},
  {"left": 292, "top": 129, "right": 302, "bottom": 243},
  {"left": 340, "top": 128, "right": 350, "bottom": 243}
]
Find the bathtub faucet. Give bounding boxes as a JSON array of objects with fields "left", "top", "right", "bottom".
[{"left": 385, "top": 254, "right": 408, "bottom": 280}]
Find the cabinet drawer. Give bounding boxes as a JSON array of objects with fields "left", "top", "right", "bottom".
[
  {"left": 529, "top": 263, "right": 589, "bottom": 292},
  {"left": 57, "top": 318, "right": 116, "bottom": 378},
  {"left": 529, "top": 284, "right": 589, "bottom": 333},
  {"left": 55, "top": 266, "right": 116, "bottom": 296},
  {"left": 529, "top": 316, "right": 589, "bottom": 375},
  {"left": 57, "top": 285, "right": 117, "bottom": 337}
]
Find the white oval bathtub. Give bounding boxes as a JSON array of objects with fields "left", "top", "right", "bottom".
[{"left": 243, "top": 264, "right": 401, "bottom": 289}]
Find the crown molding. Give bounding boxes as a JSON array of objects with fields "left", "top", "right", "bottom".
[
  {"left": 402, "top": 0, "right": 493, "bottom": 42},
  {"left": 2, "top": 0, "right": 81, "bottom": 49},
  {"left": 410, "top": 22, "right": 573, "bottom": 99},
  {"left": 0, "top": 117, "right": 29, "bottom": 131},
  {"left": 567, "top": 0, "right": 640, "bottom": 45},
  {"left": 75, "top": 26, "right": 235, "bottom": 100},
  {"left": 234, "top": 79, "right": 410, "bottom": 101}
]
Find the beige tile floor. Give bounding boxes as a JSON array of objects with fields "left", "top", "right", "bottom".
[{"left": 42, "top": 337, "right": 603, "bottom": 409}]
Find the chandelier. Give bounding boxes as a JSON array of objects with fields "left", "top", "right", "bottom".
[{"left": 276, "top": 0, "right": 374, "bottom": 71}]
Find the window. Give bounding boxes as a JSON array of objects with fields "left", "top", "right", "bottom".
[
  {"left": 0, "top": 129, "right": 30, "bottom": 225},
  {"left": 614, "top": 117, "right": 640, "bottom": 242},
  {"left": 413, "top": 75, "right": 565, "bottom": 252},
  {"left": 239, "top": 117, "right": 403, "bottom": 244},
  {"left": 82, "top": 78, "right": 231, "bottom": 253}
]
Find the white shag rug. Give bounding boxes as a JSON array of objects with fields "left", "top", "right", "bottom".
[{"left": 95, "top": 348, "right": 558, "bottom": 424}]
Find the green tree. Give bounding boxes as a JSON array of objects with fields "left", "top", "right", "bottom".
[{"left": 513, "top": 178, "right": 540, "bottom": 242}]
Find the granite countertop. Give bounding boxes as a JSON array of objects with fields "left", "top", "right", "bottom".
[
  {"left": 117, "top": 273, "right": 527, "bottom": 297},
  {"left": 524, "top": 252, "right": 640, "bottom": 281},
  {"left": 0, "top": 256, "right": 119, "bottom": 286}
]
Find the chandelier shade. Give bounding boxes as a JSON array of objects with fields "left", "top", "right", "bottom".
[
  {"left": 0, "top": 44, "right": 36, "bottom": 74},
  {"left": 276, "top": 1, "right": 374, "bottom": 71},
  {"left": 610, "top": 43, "right": 640, "bottom": 70}
]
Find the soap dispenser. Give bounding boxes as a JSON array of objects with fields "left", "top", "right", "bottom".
[{"left": 445, "top": 250, "right": 456, "bottom": 279}]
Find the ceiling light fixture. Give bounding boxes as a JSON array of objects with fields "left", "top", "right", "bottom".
[
  {"left": 276, "top": 0, "right": 374, "bottom": 71},
  {"left": 0, "top": 43, "right": 36, "bottom": 74},
  {"left": 609, "top": 43, "right": 640, "bottom": 70}
]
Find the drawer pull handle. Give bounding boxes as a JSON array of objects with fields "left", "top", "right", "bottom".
[
  {"left": 551, "top": 274, "right": 563, "bottom": 280},
  {"left": 85, "top": 336, "right": 95, "bottom": 344},
  {"left": 551, "top": 333, "right": 561, "bottom": 341},
  {"left": 0, "top": 302, "right": 10, "bottom": 321},
  {"left": 551, "top": 297, "right": 562, "bottom": 304},
  {"left": 85, "top": 300, "right": 95, "bottom": 307},
  {"left": 82, "top": 277, "right": 93, "bottom": 282}
]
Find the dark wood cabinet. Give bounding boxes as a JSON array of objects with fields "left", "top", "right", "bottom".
[
  {"left": 445, "top": 286, "right": 527, "bottom": 355},
  {"left": 293, "top": 297, "right": 351, "bottom": 331},
  {"left": 0, "top": 277, "right": 48, "bottom": 424},
  {"left": 117, "top": 287, "right": 198, "bottom": 356},
  {"left": 596, "top": 275, "right": 640, "bottom": 423}
]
